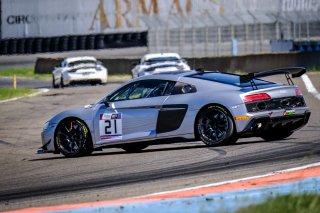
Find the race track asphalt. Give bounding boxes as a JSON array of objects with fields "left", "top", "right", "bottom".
[{"left": 0, "top": 75, "right": 319, "bottom": 211}]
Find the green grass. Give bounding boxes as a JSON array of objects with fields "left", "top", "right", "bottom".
[
  {"left": 0, "top": 66, "right": 132, "bottom": 81},
  {"left": 0, "top": 87, "right": 36, "bottom": 100},
  {"left": 0, "top": 67, "right": 51, "bottom": 80},
  {"left": 237, "top": 194, "right": 320, "bottom": 213},
  {"left": 108, "top": 73, "right": 132, "bottom": 80}
]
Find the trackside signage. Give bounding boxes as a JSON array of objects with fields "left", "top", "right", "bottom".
[{"left": 1, "top": 0, "right": 319, "bottom": 39}]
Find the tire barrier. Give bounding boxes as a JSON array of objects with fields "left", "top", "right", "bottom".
[
  {"left": 25, "top": 38, "right": 34, "bottom": 54},
  {"left": 0, "top": 39, "right": 9, "bottom": 54},
  {"left": 17, "top": 39, "right": 26, "bottom": 54},
  {"left": 60, "top": 36, "right": 69, "bottom": 52},
  {"left": 42, "top": 37, "right": 51, "bottom": 52},
  {"left": 51, "top": 37, "right": 60, "bottom": 52},
  {"left": 86, "top": 35, "right": 95, "bottom": 50},
  {"left": 95, "top": 35, "right": 105, "bottom": 49},
  {"left": 78, "top": 36, "right": 87, "bottom": 50},
  {"left": 8, "top": 39, "right": 17, "bottom": 54},
  {"left": 34, "top": 38, "right": 42, "bottom": 53},
  {"left": 69, "top": 36, "right": 78, "bottom": 51},
  {"left": 0, "top": 32, "right": 147, "bottom": 55}
]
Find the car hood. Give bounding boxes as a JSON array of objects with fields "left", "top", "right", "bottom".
[{"left": 47, "top": 105, "right": 97, "bottom": 124}]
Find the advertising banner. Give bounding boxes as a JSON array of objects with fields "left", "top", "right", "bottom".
[{"left": 1, "top": 0, "right": 319, "bottom": 39}]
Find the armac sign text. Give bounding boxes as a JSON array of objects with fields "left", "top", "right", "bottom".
[{"left": 1, "top": 0, "right": 319, "bottom": 39}]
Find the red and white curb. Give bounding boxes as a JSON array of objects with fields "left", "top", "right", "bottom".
[{"left": 4, "top": 162, "right": 320, "bottom": 213}]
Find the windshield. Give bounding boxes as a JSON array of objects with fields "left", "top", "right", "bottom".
[
  {"left": 143, "top": 57, "right": 180, "bottom": 65},
  {"left": 189, "top": 72, "right": 274, "bottom": 87},
  {"left": 68, "top": 60, "right": 97, "bottom": 67}
]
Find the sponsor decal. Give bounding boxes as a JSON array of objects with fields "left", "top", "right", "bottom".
[
  {"left": 283, "top": 109, "right": 295, "bottom": 116},
  {"left": 234, "top": 115, "right": 250, "bottom": 121},
  {"left": 231, "top": 104, "right": 240, "bottom": 109}
]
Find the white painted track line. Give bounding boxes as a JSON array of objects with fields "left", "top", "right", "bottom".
[{"left": 301, "top": 74, "right": 320, "bottom": 101}]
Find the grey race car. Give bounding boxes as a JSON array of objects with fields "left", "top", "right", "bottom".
[{"left": 39, "top": 67, "right": 310, "bottom": 157}]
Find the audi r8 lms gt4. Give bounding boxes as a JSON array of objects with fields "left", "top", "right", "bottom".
[
  {"left": 131, "top": 53, "right": 190, "bottom": 78},
  {"left": 39, "top": 67, "right": 310, "bottom": 157},
  {"left": 52, "top": 56, "right": 108, "bottom": 88}
]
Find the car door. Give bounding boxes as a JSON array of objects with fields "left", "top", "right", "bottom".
[{"left": 94, "top": 79, "right": 172, "bottom": 144}]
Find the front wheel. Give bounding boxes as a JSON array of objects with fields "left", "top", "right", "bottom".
[
  {"left": 196, "top": 105, "right": 236, "bottom": 146},
  {"left": 52, "top": 75, "right": 59, "bottom": 88},
  {"left": 261, "top": 130, "right": 294, "bottom": 141},
  {"left": 55, "top": 118, "right": 93, "bottom": 157}
]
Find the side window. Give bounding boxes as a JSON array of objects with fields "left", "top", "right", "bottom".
[
  {"left": 62, "top": 61, "right": 68, "bottom": 68},
  {"left": 128, "top": 80, "right": 168, "bottom": 100},
  {"left": 170, "top": 82, "right": 197, "bottom": 95},
  {"left": 108, "top": 83, "right": 138, "bottom": 101},
  {"left": 108, "top": 80, "right": 171, "bottom": 102}
]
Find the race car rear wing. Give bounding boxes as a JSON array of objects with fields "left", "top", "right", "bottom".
[{"left": 240, "top": 67, "right": 306, "bottom": 89}]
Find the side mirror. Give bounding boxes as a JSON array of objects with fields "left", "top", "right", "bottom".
[
  {"left": 132, "top": 62, "right": 138, "bottom": 67},
  {"left": 104, "top": 96, "right": 110, "bottom": 107}
]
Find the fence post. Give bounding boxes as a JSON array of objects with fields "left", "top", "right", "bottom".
[
  {"left": 245, "top": 24, "right": 249, "bottom": 54},
  {"left": 218, "top": 26, "right": 221, "bottom": 57},
  {"left": 205, "top": 27, "right": 209, "bottom": 57},
  {"left": 260, "top": 23, "right": 263, "bottom": 53},
  {"left": 165, "top": 27, "right": 169, "bottom": 52},
  {"left": 13, "top": 74, "right": 17, "bottom": 89}
]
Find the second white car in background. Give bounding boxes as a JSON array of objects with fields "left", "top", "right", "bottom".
[
  {"left": 131, "top": 53, "right": 190, "bottom": 78},
  {"left": 52, "top": 56, "right": 108, "bottom": 88}
]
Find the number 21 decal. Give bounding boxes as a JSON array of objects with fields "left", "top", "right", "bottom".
[{"left": 99, "top": 113, "right": 122, "bottom": 141}]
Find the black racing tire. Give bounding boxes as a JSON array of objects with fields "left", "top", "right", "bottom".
[
  {"left": 196, "top": 105, "right": 236, "bottom": 146},
  {"left": 226, "top": 135, "right": 239, "bottom": 145},
  {"left": 121, "top": 143, "right": 149, "bottom": 153},
  {"left": 60, "top": 76, "right": 65, "bottom": 88},
  {"left": 52, "top": 75, "right": 59, "bottom": 88},
  {"left": 55, "top": 118, "right": 93, "bottom": 157},
  {"left": 261, "top": 130, "right": 294, "bottom": 141}
]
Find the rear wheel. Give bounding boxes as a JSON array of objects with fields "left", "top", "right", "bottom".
[
  {"left": 52, "top": 75, "right": 59, "bottom": 88},
  {"left": 55, "top": 118, "right": 92, "bottom": 157},
  {"left": 121, "top": 143, "right": 149, "bottom": 153},
  {"left": 60, "top": 76, "right": 65, "bottom": 88},
  {"left": 196, "top": 105, "right": 236, "bottom": 146},
  {"left": 261, "top": 130, "right": 294, "bottom": 141}
]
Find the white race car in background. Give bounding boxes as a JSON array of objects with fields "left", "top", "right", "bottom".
[
  {"left": 131, "top": 53, "right": 190, "bottom": 78},
  {"left": 52, "top": 56, "right": 108, "bottom": 88}
]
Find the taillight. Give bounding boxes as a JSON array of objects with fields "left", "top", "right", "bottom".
[
  {"left": 243, "top": 93, "right": 271, "bottom": 103},
  {"left": 295, "top": 89, "right": 302, "bottom": 96}
]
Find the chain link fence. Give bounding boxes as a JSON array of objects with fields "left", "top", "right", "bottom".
[{"left": 146, "top": 1, "right": 320, "bottom": 57}]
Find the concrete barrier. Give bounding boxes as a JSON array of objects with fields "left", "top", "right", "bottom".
[{"left": 34, "top": 52, "right": 320, "bottom": 75}]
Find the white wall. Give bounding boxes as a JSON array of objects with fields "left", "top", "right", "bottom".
[{"left": 1, "top": 0, "right": 319, "bottom": 39}]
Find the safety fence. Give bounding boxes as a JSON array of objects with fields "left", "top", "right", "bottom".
[{"left": 147, "top": 12, "right": 320, "bottom": 57}]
